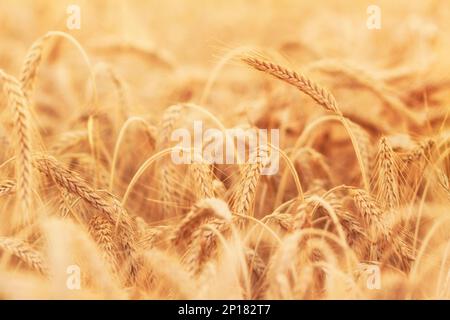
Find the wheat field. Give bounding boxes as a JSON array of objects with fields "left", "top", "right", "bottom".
[{"left": 0, "top": 0, "right": 449, "bottom": 300}]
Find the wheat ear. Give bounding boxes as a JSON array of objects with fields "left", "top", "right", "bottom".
[
  {"left": 0, "top": 236, "right": 48, "bottom": 275},
  {"left": 34, "top": 155, "right": 137, "bottom": 277},
  {"left": 171, "top": 198, "right": 231, "bottom": 250},
  {"left": 374, "top": 137, "right": 400, "bottom": 210},
  {"left": 0, "top": 70, "right": 33, "bottom": 226},
  {"left": 191, "top": 161, "right": 215, "bottom": 199},
  {"left": 88, "top": 213, "right": 119, "bottom": 270},
  {"left": 158, "top": 104, "right": 184, "bottom": 215},
  {"left": 20, "top": 31, "right": 94, "bottom": 101},
  {"left": 242, "top": 56, "right": 340, "bottom": 114},
  {"left": 231, "top": 147, "right": 270, "bottom": 217}
]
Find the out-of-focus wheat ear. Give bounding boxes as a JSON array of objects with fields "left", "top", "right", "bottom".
[
  {"left": 42, "top": 217, "right": 123, "bottom": 298},
  {"left": 20, "top": 31, "right": 95, "bottom": 102},
  {"left": 244, "top": 248, "right": 267, "bottom": 299},
  {"left": 265, "top": 231, "right": 300, "bottom": 299},
  {"left": 265, "top": 212, "right": 295, "bottom": 233},
  {"left": 184, "top": 218, "right": 233, "bottom": 275},
  {"left": 0, "top": 236, "right": 48, "bottom": 275},
  {"left": 231, "top": 147, "right": 270, "bottom": 217},
  {"left": 171, "top": 198, "right": 232, "bottom": 251},
  {"left": 102, "top": 64, "right": 130, "bottom": 121},
  {"left": 305, "top": 59, "right": 423, "bottom": 125},
  {"left": 50, "top": 130, "right": 88, "bottom": 154},
  {"left": 373, "top": 137, "right": 400, "bottom": 211},
  {"left": 157, "top": 104, "right": 184, "bottom": 148},
  {"left": 326, "top": 191, "right": 367, "bottom": 247},
  {"left": 212, "top": 179, "right": 227, "bottom": 198},
  {"left": 138, "top": 249, "right": 196, "bottom": 299},
  {"left": 19, "top": 34, "right": 47, "bottom": 100},
  {"left": 157, "top": 104, "right": 184, "bottom": 215},
  {"left": 401, "top": 139, "right": 435, "bottom": 166},
  {"left": 0, "top": 180, "right": 16, "bottom": 197},
  {"left": 0, "top": 70, "right": 34, "bottom": 227},
  {"left": 57, "top": 188, "right": 78, "bottom": 218},
  {"left": 241, "top": 56, "right": 341, "bottom": 114},
  {"left": 437, "top": 170, "right": 450, "bottom": 201},
  {"left": 135, "top": 217, "right": 170, "bottom": 251}
]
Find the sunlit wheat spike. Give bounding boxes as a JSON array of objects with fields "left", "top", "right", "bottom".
[
  {"left": 191, "top": 161, "right": 214, "bottom": 199},
  {"left": 89, "top": 213, "right": 119, "bottom": 271},
  {"left": 231, "top": 147, "right": 270, "bottom": 217},
  {"left": 19, "top": 34, "right": 48, "bottom": 100},
  {"left": 0, "top": 70, "right": 33, "bottom": 227},
  {"left": 373, "top": 137, "right": 400, "bottom": 211},
  {"left": 242, "top": 56, "right": 341, "bottom": 114}
]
